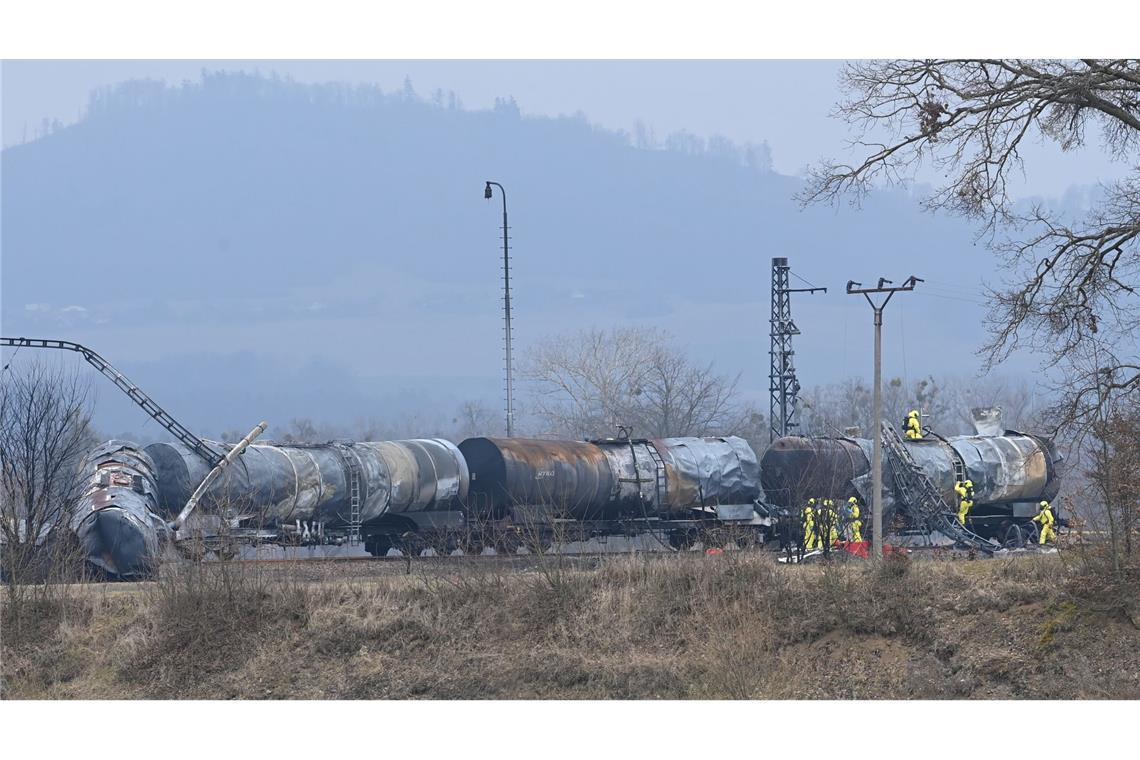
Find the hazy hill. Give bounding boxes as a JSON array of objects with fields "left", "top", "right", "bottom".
[{"left": 2, "top": 72, "right": 1004, "bottom": 438}]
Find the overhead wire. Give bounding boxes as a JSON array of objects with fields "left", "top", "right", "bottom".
[
  {"left": 790, "top": 271, "right": 821, "bottom": 289},
  {"left": 1, "top": 342, "right": 21, "bottom": 371}
]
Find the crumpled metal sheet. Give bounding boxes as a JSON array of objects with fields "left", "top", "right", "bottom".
[
  {"left": 654, "top": 436, "right": 760, "bottom": 513},
  {"left": 971, "top": 407, "right": 1005, "bottom": 437}
]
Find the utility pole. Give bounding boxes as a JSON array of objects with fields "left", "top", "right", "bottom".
[
  {"left": 846, "top": 275, "right": 923, "bottom": 558},
  {"left": 769, "top": 257, "right": 825, "bottom": 442},
  {"left": 484, "top": 181, "right": 514, "bottom": 437}
]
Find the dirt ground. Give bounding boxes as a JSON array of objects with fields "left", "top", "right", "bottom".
[{"left": 2, "top": 549, "right": 1138, "bottom": 699}]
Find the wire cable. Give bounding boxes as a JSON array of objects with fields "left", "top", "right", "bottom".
[
  {"left": 1, "top": 341, "right": 21, "bottom": 371},
  {"left": 790, "top": 271, "right": 821, "bottom": 289}
]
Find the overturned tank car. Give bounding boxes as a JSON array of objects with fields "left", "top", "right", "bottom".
[{"left": 71, "top": 440, "right": 171, "bottom": 578}]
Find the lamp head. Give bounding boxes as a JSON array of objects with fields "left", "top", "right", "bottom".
[{"left": 484, "top": 182, "right": 493, "bottom": 199}]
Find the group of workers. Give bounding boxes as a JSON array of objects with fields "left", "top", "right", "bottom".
[
  {"left": 800, "top": 496, "right": 863, "bottom": 554},
  {"left": 793, "top": 488, "right": 1057, "bottom": 555}
]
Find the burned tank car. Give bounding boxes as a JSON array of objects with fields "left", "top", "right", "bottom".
[
  {"left": 760, "top": 432, "right": 1063, "bottom": 542},
  {"left": 458, "top": 436, "right": 761, "bottom": 522},
  {"left": 760, "top": 436, "right": 871, "bottom": 509},
  {"left": 72, "top": 440, "right": 170, "bottom": 579},
  {"left": 145, "top": 438, "right": 469, "bottom": 554}
]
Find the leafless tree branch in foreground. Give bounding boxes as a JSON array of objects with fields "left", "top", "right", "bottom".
[{"left": 800, "top": 60, "right": 1140, "bottom": 426}]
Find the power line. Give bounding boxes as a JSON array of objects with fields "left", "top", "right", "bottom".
[{"left": 790, "top": 270, "right": 821, "bottom": 290}]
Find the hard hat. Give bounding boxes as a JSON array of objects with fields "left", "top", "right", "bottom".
[
  {"left": 908, "top": 410, "right": 919, "bottom": 417},
  {"left": 848, "top": 496, "right": 858, "bottom": 503},
  {"left": 1040, "top": 500, "right": 1049, "bottom": 507},
  {"left": 964, "top": 480, "right": 973, "bottom": 487},
  {"left": 808, "top": 498, "right": 816, "bottom": 505}
]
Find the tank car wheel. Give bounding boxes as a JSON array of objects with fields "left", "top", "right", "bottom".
[
  {"left": 397, "top": 532, "right": 426, "bottom": 557},
  {"left": 365, "top": 536, "right": 394, "bottom": 557},
  {"left": 459, "top": 535, "right": 484, "bottom": 555},
  {"left": 1000, "top": 521, "right": 1026, "bottom": 549},
  {"left": 668, "top": 528, "right": 698, "bottom": 551},
  {"left": 494, "top": 530, "right": 521, "bottom": 555}
]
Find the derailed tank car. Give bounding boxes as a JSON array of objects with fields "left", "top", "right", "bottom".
[
  {"left": 760, "top": 430, "right": 1063, "bottom": 546},
  {"left": 72, "top": 440, "right": 170, "bottom": 578},
  {"left": 459, "top": 436, "right": 767, "bottom": 550}
]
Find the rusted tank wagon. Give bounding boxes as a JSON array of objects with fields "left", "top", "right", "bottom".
[
  {"left": 71, "top": 440, "right": 170, "bottom": 578},
  {"left": 460, "top": 436, "right": 761, "bottom": 520}
]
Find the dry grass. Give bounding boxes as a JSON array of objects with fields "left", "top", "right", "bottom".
[{"left": 3, "top": 550, "right": 1139, "bottom": 699}]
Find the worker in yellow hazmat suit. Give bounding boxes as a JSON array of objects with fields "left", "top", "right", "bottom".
[
  {"left": 904, "top": 410, "right": 923, "bottom": 440},
  {"left": 954, "top": 480, "right": 974, "bottom": 526},
  {"left": 847, "top": 496, "right": 863, "bottom": 542},
  {"left": 1033, "top": 500, "right": 1057, "bottom": 545},
  {"left": 823, "top": 499, "right": 839, "bottom": 545},
  {"left": 802, "top": 499, "right": 818, "bottom": 551}
]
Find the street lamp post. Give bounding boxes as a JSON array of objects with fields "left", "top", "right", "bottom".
[{"left": 484, "top": 181, "right": 514, "bottom": 437}]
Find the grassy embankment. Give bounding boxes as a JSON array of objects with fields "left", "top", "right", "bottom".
[{"left": 3, "top": 549, "right": 1139, "bottom": 699}]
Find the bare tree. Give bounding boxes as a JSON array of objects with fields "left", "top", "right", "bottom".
[
  {"left": 801, "top": 60, "right": 1140, "bottom": 426},
  {"left": 523, "top": 326, "right": 751, "bottom": 439},
  {"left": 451, "top": 400, "right": 503, "bottom": 440},
  {"left": 1, "top": 361, "right": 96, "bottom": 586},
  {"left": 1087, "top": 394, "right": 1140, "bottom": 564}
]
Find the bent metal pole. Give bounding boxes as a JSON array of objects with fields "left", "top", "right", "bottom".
[{"left": 171, "top": 421, "right": 268, "bottom": 531}]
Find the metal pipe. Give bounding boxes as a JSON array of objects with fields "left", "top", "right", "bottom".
[{"left": 172, "top": 421, "right": 267, "bottom": 531}]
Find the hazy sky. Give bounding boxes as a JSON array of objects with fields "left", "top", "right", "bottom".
[
  {"left": 3, "top": 59, "right": 1134, "bottom": 436},
  {"left": 1, "top": 59, "right": 1128, "bottom": 199}
]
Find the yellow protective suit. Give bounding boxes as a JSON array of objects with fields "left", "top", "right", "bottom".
[
  {"left": 954, "top": 481, "right": 974, "bottom": 526},
  {"left": 802, "top": 506, "right": 818, "bottom": 550},
  {"left": 824, "top": 500, "right": 839, "bottom": 545},
  {"left": 905, "top": 411, "right": 923, "bottom": 440},
  {"left": 1033, "top": 503, "right": 1057, "bottom": 545},
  {"left": 847, "top": 500, "right": 863, "bottom": 541}
]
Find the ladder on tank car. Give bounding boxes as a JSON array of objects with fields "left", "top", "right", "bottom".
[
  {"left": 335, "top": 443, "right": 364, "bottom": 545},
  {"left": 646, "top": 443, "right": 668, "bottom": 509},
  {"left": 879, "top": 421, "right": 996, "bottom": 554}
]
